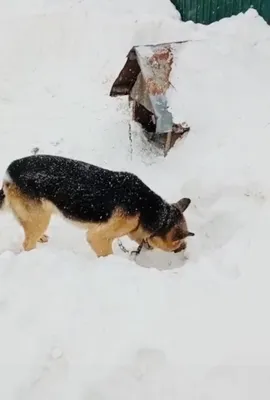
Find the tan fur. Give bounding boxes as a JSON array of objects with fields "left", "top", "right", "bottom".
[
  {"left": 128, "top": 225, "right": 148, "bottom": 244},
  {"left": 128, "top": 221, "right": 188, "bottom": 253},
  {"left": 128, "top": 225, "right": 153, "bottom": 250},
  {"left": 2, "top": 182, "right": 190, "bottom": 257},
  {"left": 148, "top": 233, "right": 185, "bottom": 252},
  {"left": 86, "top": 210, "right": 140, "bottom": 257},
  {"left": 4, "top": 183, "right": 53, "bottom": 251},
  {"left": 3, "top": 182, "right": 140, "bottom": 256}
]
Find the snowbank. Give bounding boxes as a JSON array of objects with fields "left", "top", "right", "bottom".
[{"left": 0, "top": 1, "right": 270, "bottom": 399}]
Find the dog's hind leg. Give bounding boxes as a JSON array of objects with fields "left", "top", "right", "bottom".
[
  {"left": 0, "top": 188, "right": 5, "bottom": 210},
  {"left": 5, "top": 184, "right": 52, "bottom": 251},
  {"left": 21, "top": 213, "right": 51, "bottom": 251}
]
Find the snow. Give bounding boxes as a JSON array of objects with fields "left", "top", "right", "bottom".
[{"left": 0, "top": 0, "right": 270, "bottom": 398}]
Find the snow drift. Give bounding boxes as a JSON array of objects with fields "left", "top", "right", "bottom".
[{"left": 0, "top": 1, "right": 270, "bottom": 399}]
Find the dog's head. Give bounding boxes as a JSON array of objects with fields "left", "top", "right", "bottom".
[{"left": 147, "top": 198, "right": 194, "bottom": 253}]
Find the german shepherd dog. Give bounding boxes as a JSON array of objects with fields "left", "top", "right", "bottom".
[{"left": 0, "top": 155, "right": 194, "bottom": 257}]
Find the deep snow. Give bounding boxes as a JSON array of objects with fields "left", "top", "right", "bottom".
[{"left": 0, "top": 1, "right": 270, "bottom": 399}]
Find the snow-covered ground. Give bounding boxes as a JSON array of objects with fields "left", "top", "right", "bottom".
[{"left": 1, "top": 0, "right": 270, "bottom": 398}]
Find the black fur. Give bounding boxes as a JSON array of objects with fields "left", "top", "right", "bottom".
[
  {"left": 0, "top": 188, "right": 4, "bottom": 208},
  {"left": 6, "top": 155, "right": 182, "bottom": 237}
]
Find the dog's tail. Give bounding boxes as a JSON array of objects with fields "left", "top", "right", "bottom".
[{"left": 0, "top": 187, "right": 6, "bottom": 210}]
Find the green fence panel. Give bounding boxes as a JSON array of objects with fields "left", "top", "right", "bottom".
[{"left": 171, "top": 0, "right": 270, "bottom": 24}]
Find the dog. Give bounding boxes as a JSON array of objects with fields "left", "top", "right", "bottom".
[{"left": 0, "top": 154, "right": 194, "bottom": 257}]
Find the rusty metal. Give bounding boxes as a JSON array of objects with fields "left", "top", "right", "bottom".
[{"left": 109, "top": 50, "right": 140, "bottom": 97}]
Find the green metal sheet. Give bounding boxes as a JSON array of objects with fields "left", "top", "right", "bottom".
[{"left": 171, "top": 0, "right": 269, "bottom": 24}]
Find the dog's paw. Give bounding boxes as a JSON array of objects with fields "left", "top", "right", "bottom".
[{"left": 38, "top": 234, "right": 49, "bottom": 243}]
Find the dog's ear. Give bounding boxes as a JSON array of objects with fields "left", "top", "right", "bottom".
[{"left": 174, "top": 197, "right": 191, "bottom": 213}]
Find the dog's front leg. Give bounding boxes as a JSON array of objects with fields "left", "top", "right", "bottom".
[{"left": 86, "top": 230, "right": 113, "bottom": 257}]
